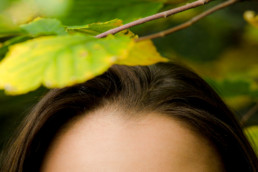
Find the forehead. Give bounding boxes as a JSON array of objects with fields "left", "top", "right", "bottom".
[{"left": 40, "top": 108, "right": 224, "bottom": 172}]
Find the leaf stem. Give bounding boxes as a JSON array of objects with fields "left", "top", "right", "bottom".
[
  {"left": 96, "top": 0, "right": 212, "bottom": 38},
  {"left": 137, "top": 0, "right": 239, "bottom": 41}
]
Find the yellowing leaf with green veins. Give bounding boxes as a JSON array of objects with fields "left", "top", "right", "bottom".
[
  {"left": 116, "top": 39, "right": 168, "bottom": 66},
  {"left": 244, "top": 11, "right": 258, "bottom": 28},
  {"left": 0, "top": 34, "right": 134, "bottom": 95},
  {"left": 245, "top": 126, "right": 258, "bottom": 155}
]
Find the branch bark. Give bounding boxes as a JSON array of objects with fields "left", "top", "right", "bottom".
[
  {"left": 137, "top": 0, "right": 239, "bottom": 41},
  {"left": 241, "top": 102, "right": 258, "bottom": 126},
  {"left": 96, "top": 0, "right": 212, "bottom": 38}
]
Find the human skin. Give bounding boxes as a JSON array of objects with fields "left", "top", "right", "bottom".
[{"left": 40, "top": 107, "right": 225, "bottom": 172}]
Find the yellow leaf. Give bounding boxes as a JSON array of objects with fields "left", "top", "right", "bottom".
[
  {"left": 244, "top": 11, "right": 258, "bottom": 28},
  {"left": 0, "top": 34, "right": 133, "bottom": 95},
  {"left": 116, "top": 39, "right": 168, "bottom": 66}
]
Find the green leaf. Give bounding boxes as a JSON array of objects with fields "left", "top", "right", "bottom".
[
  {"left": 204, "top": 78, "right": 258, "bottom": 109},
  {"left": 67, "top": 19, "right": 136, "bottom": 38},
  {"left": 116, "top": 39, "right": 168, "bottom": 66},
  {"left": 245, "top": 126, "right": 258, "bottom": 155},
  {"left": 20, "top": 18, "right": 67, "bottom": 36},
  {"left": 67, "top": 19, "right": 124, "bottom": 36},
  {"left": 244, "top": 25, "right": 258, "bottom": 43},
  {"left": 59, "top": 0, "right": 163, "bottom": 25},
  {"left": 0, "top": 34, "right": 134, "bottom": 94},
  {"left": 206, "top": 79, "right": 258, "bottom": 98}
]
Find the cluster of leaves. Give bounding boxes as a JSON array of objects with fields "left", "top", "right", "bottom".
[
  {"left": 0, "top": 0, "right": 168, "bottom": 95},
  {"left": 0, "top": 0, "right": 169, "bottom": 150},
  {"left": 0, "top": 0, "right": 258, "bottom": 153},
  {"left": 1, "top": 0, "right": 257, "bottom": 104}
]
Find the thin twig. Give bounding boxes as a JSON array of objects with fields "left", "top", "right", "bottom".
[
  {"left": 96, "top": 0, "right": 212, "bottom": 38},
  {"left": 137, "top": 0, "right": 238, "bottom": 41},
  {"left": 241, "top": 102, "right": 258, "bottom": 126}
]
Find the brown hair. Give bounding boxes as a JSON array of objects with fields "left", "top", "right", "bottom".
[{"left": 1, "top": 62, "right": 258, "bottom": 171}]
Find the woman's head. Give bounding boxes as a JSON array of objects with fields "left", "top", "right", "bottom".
[
  {"left": 40, "top": 107, "right": 225, "bottom": 172},
  {"left": 1, "top": 62, "right": 258, "bottom": 171}
]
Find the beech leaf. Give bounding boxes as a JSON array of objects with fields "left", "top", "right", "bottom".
[
  {"left": 67, "top": 19, "right": 123, "bottom": 35},
  {"left": 0, "top": 34, "right": 133, "bottom": 94},
  {"left": 20, "top": 18, "right": 67, "bottom": 36},
  {"left": 67, "top": 19, "right": 136, "bottom": 38},
  {"left": 116, "top": 39, "right": 168, "bottom": 66}
]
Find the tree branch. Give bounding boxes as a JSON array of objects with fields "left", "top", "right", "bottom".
[
  {"left": 96, "top": 0, "right": 212, "bottom": 38},
  {"left": 241, "top": 102, "right": 258, "bottom": 126},
  {"left": 137, "top": 0, "right": 239, "bottom": 41}
]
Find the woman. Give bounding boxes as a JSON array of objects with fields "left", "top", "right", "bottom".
[{"left": 1, "top": 62, "right": 257, "bottom": 171}]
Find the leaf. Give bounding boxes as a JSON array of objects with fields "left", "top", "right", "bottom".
[
  {"left": 206, "top": 79, "right": 258, "bottom": 98},
  {"left": 20, "top": 18, "right": 67, "bottom": 36},
  {"left": 67, "top": 19, "right": 124, "bottom": 36},
  {"left": 59, "top": 0, "right": 163, "bottom": 25},
  {"left": 67, "top": 19, "right": 136, "bottom": 38},
  {"left": 205, "top": 78, "right": 258, "bottom": 109},
  {"left": 0, "top": 35, "right": 31, "bottom": 60},
  {"left": 116, "top": 39, "right": 168, "bottom": 66},
  {"left": 0, "top": 34, "right": 134, "bottom": 95},
  {"left": 244, "top": 11, "right": 258, "bottom": 29},
  {"left": 245, "top": 126, "right": 258, "bottom": 155},
  {"left": 244, "top": 25, "right": 258, "bottom": 43}
]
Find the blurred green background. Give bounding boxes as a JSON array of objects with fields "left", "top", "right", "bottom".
[{"left": 0, "top": 0, "right": 258, "bottom": 151}]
